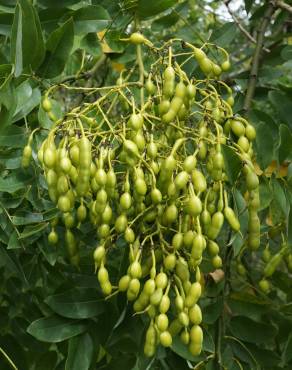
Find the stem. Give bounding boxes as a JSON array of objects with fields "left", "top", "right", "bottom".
[
  {"left": 215, "top": 318, "right": 223, "bottom": 368},
  {"left": 137, "top": 45, "right": 144, "bottom": 106},
  {"left": 135, "top": 17, "right": 145, "bottom": 107},
  {"left": 243, "top": 3, "right": 275, "bottom": 113},
  {"left": 0, "top": 347, "right": 18, "bottom": 370},
  {"left": 59, "top": 54, "right": 107, "bottom": 84},
  {"left": 223, "top": 1, "right": 270, "bottom": 53},
  {"left": 276, "top": 0, "right": 292, "bottom": 14}
]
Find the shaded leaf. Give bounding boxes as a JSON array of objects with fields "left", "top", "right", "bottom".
[
  {"left": 228, "top": 296, "right": 269, "bottom": 321},
  {"left": 19, "top": 223, "right": 48, "bottom": 239},
  {"left": 250, "top": 109, "right": 278, "bottom": 136},
  {"left": 0, "top": 171, "right": 34, "bottom": 193},
  {"left": 37, "top": 240, "right": 58, "bottom": 266},
  {"left": 104, "top": 30, "right": 126, "bottom": 54},
  {"left": 255, "top": 122, "right": 274, "bottom": 169},
  {"left": 45, "top": 288, "right": 105, "bottom": 319},
  {"left": 7, "top": 231, "right": 21, "bottom": 249},
  {"left": 13, "top": 84, "right": 41, "bottom": 122},
  {"left": 40, "top": 18, "right": 74, "bottom": 78},
  {"left": 34, "top": 351, "right": 59, "bottom": 370},
  {"left": 65, "top": 333, "right": 93, "bottom": 370},
  {"left": 229, "top": 316, "right": 278, "bottom": 344},
  {"left": 245, "top": 343, "right": 281, "bottom": 368},
  {"left": 221, "top": 346, "right": 234, "bottom": 369},
  {"left": 203, "top": 297, "right": 224, "bottom": 324},
  {"left": 282, "top": 332, "right": 292, "bottom": 364},
  {"left": 39, "top": 8, "right": 70, "bottom": 33},
  {"left": 278, "top": 124, "right": 292, "bottom": 163},
  {"left": 259, "top": 179, "right": 273, "bottom": 211},
  {"left": 221, "top": 144, "right": 242, "bottom": 185},
  {"left": 270, "top": 177, "right": 289, "bottom": 216},
  {"left": 38, "top": 0, "right": 81, "bottom": 7},
  {"left": 269, "top": 91, "right": 292, "bottom": 128},
  {"left": 210, "top": 22, "right": 237, "bottom": 47},
  {"left": 281, "top": 45, "right": 292, "bottom": 61},
  {"left": 137, "top": 0, "right": 176, "bottom": 19},
  {"left": 10, "top": 0, "right": 45, "bottom": 76},
  {"left": 152, "top": 11, "right": 179, "bottom": 31},
  {"left": 0, "top": 126, "right": 26, "bottom": 148},
  {"left": 244, "top": 0, "right": 253, "bottom": 13},
  {"left": 80, "top": 33, "right": 102, "bottom": 56},
  {"left": 11, "top": 212, "right": 43, "bottom": 225},
  {"left": 0, "top": 247, "right": 29, "bottom": 285},
  {"left": 27, "top": 315, "right": 87, "bottom": 343},
  {"left": 232, "top": 190, "right": 248, "bottom": 255},
  {"left": 0, "top": 13, "right": 13, "bottom": 36},
  {"left": 0, "top": 76, "right": 17, "bottom": 133},
  {"left": 288, "top": 197, "right": 292, "bottom": 246},
  {"left": 103, "top": 354, "right": 136, "bottom": 370},
  {"left": 0, "top": 151, "right": 22, "bottom": 170},
  {"left": 71, "top": 5, "right": 110, "bottom": 35}
]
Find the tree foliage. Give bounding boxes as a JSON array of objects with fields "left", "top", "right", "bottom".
[{"left": 0, "top": 1, "right": 292, "bottom": 369}]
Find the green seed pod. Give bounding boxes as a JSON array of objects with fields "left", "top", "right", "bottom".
[
  {"left": 163, "top": 254, "right": 176, "bottom": 271},
  {"left": 48, "top": 229, "right": 58, "bottom": 244},
  {"left": 259, "top": 278, "right": 270, "bottom": 293},
  {"left": 159, "top": 294, "right": 171, "bottom": 313},
  {"left": 150, "top": 288, "right": 163, "bottom": 306},
  {"left": 212, "top": 255, "right": 222, "bottom": 269},
  {"left": 224, "top": 207, "right": 240, "bottom": 231},
  {"left": 174, "top": 171, "right": 189, "bottom": 190},
  {"left": 186, "top": 195, "right": 202, "bottom": 216},
  {"left": 160, "top": 331, "right": 172, "bottom": 347},
  {"left": 191, "top": 169, "right": 207, "bottom": 193},
  {"left": 155, "top": 272, "right": 168, "bottom": 289},
  {"left": 118, "top": 275, "right": 131, "bottom": 292},
  {"left": 172, "top": 232, "right": 184, "bottom": 250},
  {"left": 231, "top": 120, "right": 245, "bottom": 137},
  {"left": 190, "top": 325, "right": 203, "bottom": 345},
  {"left": 156, "top": 313, "right": 169, "bottom": 331},
  {"left": 115, "top": 214, "right": 128, "bottom": 233},
  {"left": 183, "top": 155, "right": 197, "bottom": 173},
  {"left": 178, "top": 311, "right": 189, "bottom": 327},
  {"left": 93, "top": 245, "right": 106, "bottom": 264},
  {"left": 264, "top": 251, "right": 284, "bottom": 277},
  {"left": 42, "top": 97, "right": 52, "bottom": 112},
  {"left": 175, "top": 258, "right": 190, "bottom": 281},
  {"left": 191, "top": 234, "right": 205, "bottom": 260},
  {"left": 183, "top": 230, "right": 195, "bottom": 248},
  {"left": 189, "top": 304, "right": 202, "bottom": 325}
]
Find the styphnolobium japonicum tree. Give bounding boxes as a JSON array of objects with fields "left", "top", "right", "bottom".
[{"left": 0, "top": 0, "right": 292, "bottom": 369}]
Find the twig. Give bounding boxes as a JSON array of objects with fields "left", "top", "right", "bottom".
[
  {"left": 0, "top": 347, "right": 18, "bottom": 370},
  {"left": 215, "top": 315, "right": 223, "bottom": 369},
  {"left": 276, "top": 0, "right": 292, "bottom": 14},
  {"left": 223, "top": 1, "right": 270, "bottom": 53},
  {"left": 0, "top": 201, "right": 23, "bottom": 247},
  {"left": 59, "top": 54, "right": 107, "bottom": 84},
  {"left": 135, "top": 17, "right": 145, "bottom": 106},
  {"left": 243, "top": 3, "right": 275, "bottom": 114}
]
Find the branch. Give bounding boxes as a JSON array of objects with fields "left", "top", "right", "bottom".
[
  {"left": 243, "top": 3, "right": 275, "bottom": 114},
  {"left": 59, "top": 54, "right": 107, "bottom": 84},
  {"left": 223, "top": 1, "right": 270, "bottom": 53},
  {"left": 276, "top": 0, "right": 292, "bottom": 14}
]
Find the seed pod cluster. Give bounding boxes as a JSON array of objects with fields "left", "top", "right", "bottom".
[{"left": 23, "top": 36, "right": 261, "bottom": 357}]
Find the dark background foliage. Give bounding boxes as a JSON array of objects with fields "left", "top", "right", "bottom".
[{"left": 0, "top": 0, "right": 292, "bottom": 369}]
